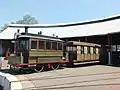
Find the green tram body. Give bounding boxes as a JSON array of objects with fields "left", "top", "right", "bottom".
[
  {"left": 8, "top": 33, "right": 68, "bottom": 71},
  {"left": 8, "top": 33, "right": 102, "bottom": 72}
]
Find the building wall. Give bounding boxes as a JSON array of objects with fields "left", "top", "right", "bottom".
[{"left": 0, "top": 40, "right": 14, "bottom": 57}]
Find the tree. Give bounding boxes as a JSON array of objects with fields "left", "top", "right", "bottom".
[
  {"left": 0, "top": 14, "right": 39, "bottom": 31},
  {"left": 1, "top": 24, "right": 8, "bottom": 31},
  {"left": 16, "top": 14, "right": 39, "bottom": 24}
]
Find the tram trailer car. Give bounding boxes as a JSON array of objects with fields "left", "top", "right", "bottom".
[
  {"left": 8, "top": 32, "right": 102, "bottom": 72},
  {"left": 8, "top": 33, "right": 68, "bottom": 72},
  {"left": 65, "top": 41, "right": 101, "bottom": 66}
]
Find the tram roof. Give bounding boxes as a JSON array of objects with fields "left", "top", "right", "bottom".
[
  {"left": 18, "top": 33, "right": 63, "bottom": 41},
  {"left": 66, "top": 41, "right": 101, "bottom": 47},
  {"left": 1, "top": 14, "right": 120, "bottom": 39}
]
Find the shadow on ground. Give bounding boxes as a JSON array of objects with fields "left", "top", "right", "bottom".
[
  {"left": 0, "top": 62, "right": 110, "bottom": 75},
  {"left": 66, "top": 62, "right": 100, "bottom": 68}
]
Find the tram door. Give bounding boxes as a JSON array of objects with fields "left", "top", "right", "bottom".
[
  {"left": 99, "top": 45, "right": 108, "bottom": 64},
  {"left": 66, "top": 46, "right": 77, "bottom": 62},
  {"left": 16, "top": 38, "right": 29, "bottom": 63}
]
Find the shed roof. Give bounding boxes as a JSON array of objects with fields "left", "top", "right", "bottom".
[{"left": 1, "top": 14, "right": 120, "bottom": 39}]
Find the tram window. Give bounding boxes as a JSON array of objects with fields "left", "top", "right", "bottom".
[
  {"left": 93, "top": 47, "right": 96, "bottom": 54},
  {"left": 66, "top": 47, "right": 69, "bottom": 51},
  {"left": 112, "top": 45, "right": 116, "bottom": 51},
  {"left": 90, "top": 47, "right": 93, "bottom": 54},
  {"left": 66, "top": 47, "right": 70, "bottom": 51},
  {"left": 84, "top": 46, "right": 87, "bottom": 54},
  {"left": 96, "top": 48, "right": 99, "bottom": 54},
  {"left": 79, "top": 46, "right": 81, "bottom": 54},
  {"left": 70, "top": 47, "right": 72, "bottom": 51},
  {"left": 58, "top": 42, "right": 62, "bottom": 50},
  {"left": 117, "top": 45, "right": 120, "bottom": 51},
  {"left": 46, "top": 40, "right": 51, "bottom": 50},
  {"left": 73, "top": 47, "right": 77, "bottom": 51},
  {"left": 81, "top": 46, "right": 84, "bottom": 54},
  {"left": 66, "top": 47, "right": 72, "bottom": 51},
  {"left": 52, "top": 41, "right": 57, "bottom": 50},
  {"left": 39, "top": 40, "right": 44, "bottom": 49},
  {"left": 87, "top": 47, "right": 90, "bottom": 54},
  {"left": 31, "top": 40, "right": 37, "bottom": 49}
]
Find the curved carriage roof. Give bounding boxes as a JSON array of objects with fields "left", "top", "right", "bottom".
[
  {"left": 18, "top": 33, "right": 63, "bottom": 41},
  {"left": 66, "top": 41, "right": 101, "bottom": 47},
  {"left": 1, "top": 14, "right": 120, "bottom": 39}
]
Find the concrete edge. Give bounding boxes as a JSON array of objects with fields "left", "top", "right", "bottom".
[{"left": 0, "top": 72, "right": 23, "bottom": 90}]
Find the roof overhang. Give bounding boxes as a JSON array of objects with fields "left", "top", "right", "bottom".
[{"left": 1, "top": 14, "right": 120, "bottom": 39}]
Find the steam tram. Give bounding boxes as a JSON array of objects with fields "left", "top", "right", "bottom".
[
  {"left": 8, "top": 32, "right": 101, "bottom": 72},
  {"left": 8, "top": 32, "right": 68, "bottom": 72}
]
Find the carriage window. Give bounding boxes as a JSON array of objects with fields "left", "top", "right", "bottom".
[
  {"left": 87, "top": 47, "right": 90, "bottom": 54},
  {"left": 112, "top": 45, "right": 116, "bottom": 51},
  {"left": 31, "top": 40, "right": 37, "bottom": 49},
  {"left": 90, "top": 47, "right": 93, "bottom": 54},
  {"left": 78, "top": 46, "right": 81, "bottom": 54},
  {"left": 73, "top": 47, "right": 77, "bottom": 51},
  {"left": 46, "top": 40, "right": 51, "bottom": 50},
  {"left": 81, "top": 46, "right": 84, "bottom": 54},
  {"left": 96, "top": 48, "right": 99, "bottom": 54},
  {"left": 66, "top": 47, "right": 69, "bottom": 51},
  {"left": 66, "top": 47, "right": 72, "bottom": 51},
  {"left": 52, "top": 41, "right": 57, "bottom": 50},
  {"left": 39, "top": 40, "right": 44, "bottom": 49},
  {"left": 117, "top": 45, "right": 120, "bottom": 51},
  {"left": 93, "top": 47, "right": 96, "bottom": 54},
  {"left": 79, "top": 46, "right": 81, "bottom": 54},
  {"left": 58, "top": 42, "right": 62, "bottom": 50},
  {"left": 84, "top": 46, "right": 87, "bottom": 54}
]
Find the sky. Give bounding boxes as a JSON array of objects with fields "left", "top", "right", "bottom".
[{"left": 0, "top": 0, "right": 120, "bottom": 27}]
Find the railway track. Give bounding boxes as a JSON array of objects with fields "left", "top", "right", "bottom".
[{"left": 17, "top": 69, "right": 120, "bottom": 90}]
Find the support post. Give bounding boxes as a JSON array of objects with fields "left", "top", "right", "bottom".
[
  {"left": 0, "top": 40, "right": 2, "bottom": 57},
  {"left": 14, "top": 40, "right": 16, "bottom": 53},
  {"left": 107, "top": 33, "right": 111, "bottom": 65}
]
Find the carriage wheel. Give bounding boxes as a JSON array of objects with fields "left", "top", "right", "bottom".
[
  {"left": 34, "top": 64, "right": 44, "bottom": 72},
  {"left": 10, "top": 65, "right": 16, "bottom": 70},
  {"left": 51, "top": 63, "right": 60, "bottom": 70}
]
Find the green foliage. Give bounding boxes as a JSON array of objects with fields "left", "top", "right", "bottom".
[
  {"left": 1, "top": 24, "right": 8, "bottom": 31},
  {"left": 16, "top": 14, "right": 39, "bottom": 24},
  {"left": 0, "top": 14, "right": 39, "bottom": 31}
]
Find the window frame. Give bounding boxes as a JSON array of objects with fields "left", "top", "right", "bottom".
[
  {"left": 58, "top": 42, "right": 63, "bottom": 51},
  {"left": 81, "top": 46, "right": 84, "bottom": 54},
  {"left": 117, "top": 45, "right": 120, "bottom": 52},
  {"left": 93, "top": 47, "right": 96, "bottom": 54},
  {"left": 111, "top": 45, "right": 116, "bottom": 52},
  {"left": 38, "top": 40, "right": 45, "bottom": 50},
  {"left": 87, "top": 46, "right": 90, "bottom": 54},
  {"left": 30, "top": 39, "right": 38, "bottom": 50},
  {"left": 45, "top": 40, "right": 52, "bottom": 51},
  {"left": 90, "top": 47, "right": 93, "bottom": 54},
  {"left": 84, "top": 46, "right": 87, "bottom": 54},
  {"left": 51, "top": 41, "right": 58, "bottom": 51}
]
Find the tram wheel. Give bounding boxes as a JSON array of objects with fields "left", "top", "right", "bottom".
[
  {"left": 51, "top": 63, "right": 60, "bottom": 70},
  {"left": 10, "top": 65, "right": 16, "bottom": 70},
  {"left": 34, "top": 64, "right": 44, "bottom": 72}
]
